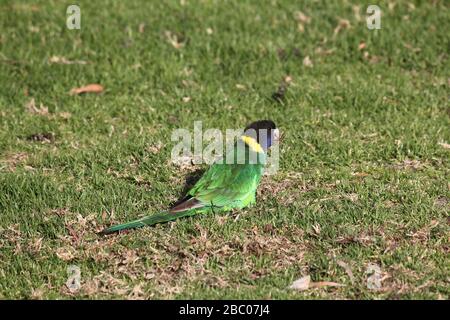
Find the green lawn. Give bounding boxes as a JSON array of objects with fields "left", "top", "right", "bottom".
[{"left": 0, "top": 0, "right": 449, "bottom": 299}]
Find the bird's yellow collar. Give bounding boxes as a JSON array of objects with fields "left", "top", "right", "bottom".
[{"left": 241, "top": 135, "right": 264, "bottom": 153}]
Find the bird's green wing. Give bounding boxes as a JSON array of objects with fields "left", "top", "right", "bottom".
[{"left": 188, "top": 141, "right": 266, "bottom": 209}]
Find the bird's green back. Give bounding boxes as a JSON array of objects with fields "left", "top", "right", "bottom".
[{"left": 188, "top": 139, "right": 266, "bottom": 210}]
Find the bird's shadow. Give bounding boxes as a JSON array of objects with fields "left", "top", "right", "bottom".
[{"left": 168, "top": 168, "right": 205, "bottom": 208}]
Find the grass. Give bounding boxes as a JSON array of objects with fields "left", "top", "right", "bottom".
[{"left": 0, "top": 0, "right": 449, "bottom": 299}]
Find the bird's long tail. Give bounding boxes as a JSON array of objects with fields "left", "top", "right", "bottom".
[{"left": 99, "top": 209, "right": 197, "bottom": 235}]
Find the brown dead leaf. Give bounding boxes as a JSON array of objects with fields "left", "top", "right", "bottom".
[
  {"left": 57, "top": 112, "right": 72, "bottom": 119},
  {"left": 49, "top": 56, "right": 88, "bottom": 65},
  {"left": 29, "top": 26, "right": 39, "bottom": 33},
  {"left": 337, "top": 260, "right": 355, "bottom": 284},
  {"left": 138, "top": 23, "right": 145, "bottom": 33},
  {"left": 146, "top": 141, "right": 163, "bottom": 154},
  {"left": 407, "top": 220, "right": 441, "bottom": 245},
  {"left": 438, "top": 142, "right": 450, "bottom": 149},
  {"left": 56, "top": 246, "right": 76, "bottom": 261},
  {"left": 284, "top": 75, "right": 293, "bottom": 84},
  {"left": 333, "top": 19, "right": 351, "bottom": 37},
  {"left": 294, "top": 11, "right": 311, "bottom": 24},
  {"left": 81, "top": 272, "right": 131, "bottom": 297},
  {"left": 128, "top": 283, "right": 145, "bottom": 300},
  {"left": 25, "top": 98, "right": 48, "bottom": 115},
  {"left": 362, "top": 51, "right": 382, "bottom": 64},
  {"left": 121, "top": 249, "right": 140, "bottom": 266},
  {"left": 25, "top": 99, "right": 71, "bottom": 120},
  {"left": 352, "top": 172, "right": 369, "bottom": 177},
  {"left": 31, "top": 287, "right": 45, "bottom": 300},
  {"left": 289, "top": 275, "right": 344, "bottom": 291},
  {"left": 263, "top": 224, "right": 275, "bottom": 234},
  {"left": 358, "top": 42, "right": 366, "bottom": 50},
  {"left": 28, "top": 237, "right": 43, "bottom": 254},
  {"left": 164, "top": 31, "right": 186, "bottom": 49},
  {"left": 392, "top": 159, "right": 423, "bottom": 170},
  {"left": 294, "top": 11, "right": 310, "bottom": 33},
  {"left": 312, "top": 224, "right": 321, "bottom": 235},
  {"left": 345, "top": 193, "right": 359, "bottom": 202},
  {"left": 383, "top": 200, "right": 397, "bottom": 208},
  {"left": 303, "top": 56, "right": 313, "bottom": 68},
  {"left": 315, "top": 47, "right": 335, "bottom": 56},
  {"left": 311, "top": 281, "right": 345, "bottom": 289},
  {"left": 82, "top": 279, "right": 100, "bottom": 296},
  {"left": 336, "top": 233, "right": 375, "bottom": 246},
  {"left": 70, "top": 84, "right": 104, "bottom": 95},
  {"left": 403, "top": 43, "right": 421, "bottom": 53}
]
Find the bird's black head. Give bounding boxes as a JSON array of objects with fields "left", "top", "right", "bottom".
[{"left": 244, "top": 120, "right": 279, "bottom": 151}]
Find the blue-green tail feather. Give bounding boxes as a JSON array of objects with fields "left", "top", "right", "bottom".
[{"left": 99, "top": 209, "right": 198, "bottom": 235}]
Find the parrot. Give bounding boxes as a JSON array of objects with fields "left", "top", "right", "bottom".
[{"left": 100, "top": 120, "right": 279, "bottom": 235}]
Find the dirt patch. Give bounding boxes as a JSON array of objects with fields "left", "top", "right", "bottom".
[
  {"left": 72, "top": 222, "right": 306, "bottom": 298},
  {"left": 390, "top": 159, "right": 424, "bottom": 170},
  {"left": 0, "top": 152, "right": 28, "bottom": 171},
  {"left": 258, "top": 172, "right": 309, "bottom": 205}
]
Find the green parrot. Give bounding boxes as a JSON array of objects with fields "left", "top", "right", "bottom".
[{"left": 100, "top": 120, "right": 278, "bottom": 235}]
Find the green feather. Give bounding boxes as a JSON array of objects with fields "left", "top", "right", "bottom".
[{"left": 99, "top": 209, "right": 199, "bottom": 235}]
